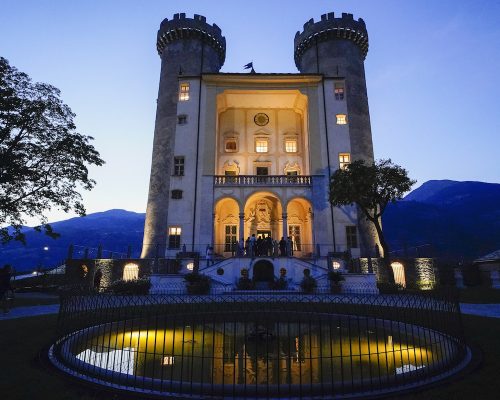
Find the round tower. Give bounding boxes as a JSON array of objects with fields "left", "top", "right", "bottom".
[
  {"left": 294, "top": 12, "right": 377, "bottom": 256},
  {"left": 295, "top": 12, "right": 372, "bottom": 162},
  {"left": 142, "top": 14, "right": 226, "bottom": 258}
]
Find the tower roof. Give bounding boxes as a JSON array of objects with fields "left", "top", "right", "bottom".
[
  {"left": 294, "top": 12, "right": 369, "bottom": 69},
  {"left": 157, "top": 13, "right": 226, "bottom": 66}
]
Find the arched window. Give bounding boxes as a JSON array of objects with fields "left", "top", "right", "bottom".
[
  {"left": 391, "top": 262, "right": 406, "bottom": 288},
  {"left": 123, "top": 263, "right": 139, "bottom": 281}
]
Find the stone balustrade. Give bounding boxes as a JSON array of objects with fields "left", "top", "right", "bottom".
[{"left": 214, "top": 175, "right": 312, "bottom": 186}]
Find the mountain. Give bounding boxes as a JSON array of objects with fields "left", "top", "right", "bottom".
[
  {"left": 383, "top": 180, "right": 500, "bottom": 261},
  {"left": 1, "top": 181, "right": 499, "bottom": 271},
  {"left": 0, "top": 209, "right": 145, "bottom": 272}
]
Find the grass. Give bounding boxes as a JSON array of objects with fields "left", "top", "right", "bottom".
[
  {"left": 458, "top": 287, "right": 500, "bottom": 303},
  {"left": 8, "top": 293, "right": 60, "bottom": 308},
  {"left": 1, "top": 313, "right": 499, "bottom": 399}
]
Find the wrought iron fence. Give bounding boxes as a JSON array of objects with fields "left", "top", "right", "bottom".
[{"left": 50, "top": 291, "right": 468, "bottom": 399}]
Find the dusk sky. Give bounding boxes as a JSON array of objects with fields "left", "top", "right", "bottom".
[{"left": 1, "top": 0, "right": 499, "bottom": 225}]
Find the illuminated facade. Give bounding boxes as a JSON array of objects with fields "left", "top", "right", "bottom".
[{"left": 141, "top": 12, "right": 379, "bottom": 279}]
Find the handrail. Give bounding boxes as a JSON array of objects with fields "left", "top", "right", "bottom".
[{"left": 214, "top": 175, "right": 312, "bottom": 186}]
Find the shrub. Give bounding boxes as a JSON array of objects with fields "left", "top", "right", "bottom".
[
  {"left": 327, "top": 271, "right": 345, "bottom": 284},
  {"left": 184, "top": 273, "right": 211, "bottom": 294},
  {"left": 236, "top": 277, "right": 254, "bottom": 290},
  {"left": 300, "top": 276, "right": 317, "bottom": 293},
  {"left": 271, "top": 277, "right": 288, "bottom": 290},
  {"left": 377, "top": 282, "right": 405, "bottom": 294},
  {"left": 106, "top": 278, "right": 151, "bottom": 295}
]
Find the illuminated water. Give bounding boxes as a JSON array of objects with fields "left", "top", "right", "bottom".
[{"left": 68, "top": 316, "right": 451, "bottom": 387}]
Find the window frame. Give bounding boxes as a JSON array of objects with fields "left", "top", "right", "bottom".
[
  {"left": 171, "top": 189, "right": 183, "bottom": 199},
  {"left": 255, "top": 138, "right": 269, "bottom": 153},
  {"left": 178, "top": 82, "right": 190, "bottom": 101},
  {"left": 345, "top": 225, "right": 358, "bottom": 249},
  {"left": 168, "top": 226, "right": 182, "bottom": 249},
  {"left": 339, "top": 153, "right": 351, "bottom": 170},
  {"left": 336, "top": 114, "right": 348, "bottom": 125},
  {"left": 334, "top": 83, "right": 345, "bottom": 100},
  {"left": 173, "top": 156, "right": 185, "bottom": 176}
]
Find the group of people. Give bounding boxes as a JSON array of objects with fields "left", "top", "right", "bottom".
[
  {"left": 241, "top": 234, "right": 294, "bottom": 258},
  {"left": 0, "top": 264, "right": 13, "bottom": 314}
]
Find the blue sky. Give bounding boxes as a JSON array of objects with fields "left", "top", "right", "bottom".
[{"left": 1, "top": 0, "right": 499, "bottom": 224}]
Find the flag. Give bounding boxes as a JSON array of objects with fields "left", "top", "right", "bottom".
[{"left": 243, "top": 62, "right": 253, "bottom": 69}]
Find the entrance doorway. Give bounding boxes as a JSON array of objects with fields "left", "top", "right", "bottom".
[
  {"left": 253, "top": 260, "right": 275, "bottom": 289},
  {"left": 257, "top": 230, "right": 271, "bottom": 239}
]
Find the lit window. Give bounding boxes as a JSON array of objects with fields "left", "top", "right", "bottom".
[
  {"left": 179, "top": 83, "right": 189, "bottom": 101},
  {"left": 224, "top": 225, "right": 237, "bottom": 252},
  {"left": 346, "top": 226, "right": 358, "bottom": 248},
  {"left": 334, "top": 83, "right": 344, "bottom": 100},
  {"left": 162, "top": 356, "right": 175, "bottom": 365},
  {"left": 177, "top": 115, "right": 187, "bottom": 125},
  {"left": 336, "top": 114, "right": 347, "bottom": 125},
  {"left": 123, "top": 263, "right": 139, "bottom": 281},
  {"left": 255, "top": 139, "right": 268, "bottom": 153},
  {"left": 225, "top": 139, "right": 237, "bottom": 152},
  {"left": 285, "top": 139, "right": 297, "bottom": 153},
  {"left": 173, "top": 156, "right": 184, "bottom": 176},
  {"left": 186, "top": 262, "right": 194, "bottom": 271},
  {"left": 168, "top": 227, "right": 181, "bottom": 249},
  {"left": 171, "top": 189, "right": 183, "bottom": 199},
  {"left": 339, "top": 153, "right": 350, "bottom": 170}
]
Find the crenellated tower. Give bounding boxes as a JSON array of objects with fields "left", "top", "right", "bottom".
[
  {"left": 294, "top": 12, "right": 377, "bottom": 255},
  {"left": 141, "top": 14, "right": 226, "bottom": 258}
]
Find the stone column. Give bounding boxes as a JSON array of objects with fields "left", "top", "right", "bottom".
[
  {"left": 282, "top": 213, "right": 288, "bottom": 241},
  {"left": 239, "top": 212, "right": 245, "bottom": 241},
  {"left": 211, "top": 212, "right": 216, "bottom": 252}
]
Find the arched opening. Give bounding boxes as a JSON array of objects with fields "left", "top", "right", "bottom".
[
  {"left": 123, "top": 263, "right": 139, "bottom": 281},
  {"left": 214, "top": 197, "right": 241, "bottom": 256},
  {"left": 391, "top": 262, "right": 406, "bottom": 288},
  {"left": 286, "top": 198, "right": 314, "bottom": 257},
  {"left": 252, "top": 260, "right": 275, "bottom": 287},
  {"left": 244, "top": 192, "right": 283, "bottom": 242}
]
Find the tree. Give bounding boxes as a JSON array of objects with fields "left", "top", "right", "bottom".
[
  {"left": 0, "top": 57, "right": 104, "bottom": 244},
  {"left": 329, "top": 159, "right": 416, "bottom": 260}
]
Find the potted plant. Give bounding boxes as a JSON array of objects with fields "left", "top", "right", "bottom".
[
  {"left": 328, "top": 270, "right": 345, "bottom": 294},
  {"left": 184, "top": 272, "right": 211, "bottom": 294},
  {"left": 300, "top": 269, "right": 317, "bottom": 294},
  {"left": 237, "top": 268, "right": 254, "bottom": 290}
]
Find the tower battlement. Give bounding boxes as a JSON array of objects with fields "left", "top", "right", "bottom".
[
  {"left": 157, "top": 13, "right": 226, "bottom": 65},
  {"left": 294, "top": 12, "right": 369, "bottom": 69}
]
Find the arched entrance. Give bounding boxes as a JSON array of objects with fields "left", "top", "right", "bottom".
[
  {"left": 286, "top": 198, "right": 314, "bottom": 257},
  {"left": 244, "top": 192, "right": 283, "bottom": 241},
  {"left": 214, "top": 197, "right": 241, "bottom": 256},
  {"left": 252, "top": 260, "right": 275, "bottom": 287}
]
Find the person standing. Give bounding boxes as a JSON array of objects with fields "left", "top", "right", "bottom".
[{"left": 279, "top": 237, "right": 287, "bottom": 257}]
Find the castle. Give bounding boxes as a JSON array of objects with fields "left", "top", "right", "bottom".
[{"left": 140, "top": 12, "right": 380, "bottom": 290}]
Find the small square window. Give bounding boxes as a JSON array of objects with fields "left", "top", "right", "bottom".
[
  {"left": 255, "top": 139, "right": 268, "bottom": 153},
  {"left": 336, "top": 114, "right": 347, "bottom": 125},
  {"left": 334, "top": 83, "right": 345, "bottom": 100},
  {"left": 168, "top": 226, "right": 182, "bottom": 249},
  {"left": 339, "top": 153, "right": 350, "bottom": 170},
  {"left": 225, "top": 139, "right": 237, "bottom": 152},
  {"left": 179, "top": 83, "right": 189, "bottom": 101},
  {"left": 173, "top": 156, "right": 184, "bottom": 176},
  {"left": 177, "top": 115, "right": 187, "bottom": 125},
  {"left": 285, "top": 139, "right": 297, "bottom": 153},
  {"left": 171, "top": 189, "right": 183, "bottom": 199}
]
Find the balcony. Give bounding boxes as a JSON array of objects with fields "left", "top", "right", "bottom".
[{"left": 214, "top": 175, "right": 312, "bottom": 187}]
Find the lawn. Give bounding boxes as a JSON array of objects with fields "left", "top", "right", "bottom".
[{"left": 0, "top": 312, "right": 499, "bottom": 399}]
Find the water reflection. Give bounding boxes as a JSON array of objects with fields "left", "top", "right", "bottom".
[{"left": 71, "top": 319, "right": 444, "bottom": 386}]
